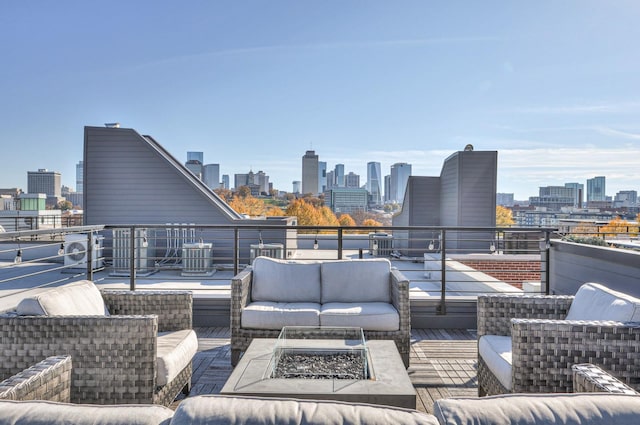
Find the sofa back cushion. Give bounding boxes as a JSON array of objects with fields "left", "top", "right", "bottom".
[
  {"left": 321, "top": 259, "right": 391, "bottom": 304},
  {"left": 251, "top": 257, "right": 321, "bottom": 303},
  {"left": 565, "top": 282, "right": 640, "bottom": 322},
  {"left": 16, "top": 280, "right": 109, "bottom": 316}
]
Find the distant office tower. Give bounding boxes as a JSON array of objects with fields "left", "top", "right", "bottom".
[
  {"left": 367, "top": 162, "right": 382, "bottom": 205},
  {"left": 587, "top": 176, "right": 606, "bottom": 203},
  {"left": 318, "top": 161, "right": 327, "bottom": 193},
  {"left": 222, "top": 175, "right": 230, "bottom": 189},
  {"left": 76, "top": 161, "right": 84, "bottom": 193},
  {"left": 27, "top": 169, "right": 61, "bottom": 197},
  {"left": 255, "top": 171, "right": 269, "bottom": 194},
  {"left": 185, "top": 151, "right": 204, "bottom": 179},
  {"left": 302, "top": 150, "right": 319, "bottom": 195},
  {"left": 334, "top": 164, "right": 345, "bottom": 187},
  {"left": 390, "top": 162, "right": 412, "bottom": 203},
  {"left": 529, "top": 186, "right": 576, "bottom": 210},
  {"left": 326, "top": 170, "right": 335, "bottom": 189},
  {"left": 203, "top": 164, "right": 220, "bottom": 190},
  {"left": 384, "top": 175, "right": 391, "bottom": 203},
  {"left": 345, "top": 172, "right": 360, "bottom": 188},
  {"left": 292, "top": 181, "right": 301, "bottom": 194},
  {"left": 564, "top": 182, "right": 584, "bottom": 208},
  {"left": 614, "top": 190, "right": 637, "bottom": 207},
  {"left": 324, "top": 188, "right": 369, "bottom": 213},
  {"left": 496, "top": 193, "right": 514, "bottom": 207},
  {"left": 234, "top": 173, "right": 250, "bottom": 189}
]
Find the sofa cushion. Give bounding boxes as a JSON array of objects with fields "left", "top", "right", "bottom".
[
  {"left": 16, "top": 280, "right": 109, "bottom": 316},
  {"left": 0, "top": 400, "right": 173, "bottom": 425},
  {"left": 320, "top": 302, "right": 399, "bottom": 331},
  {"left": 241, "top": 302, "right": 321, "bottom": 329},
  {"left": 565, "top": 282, "right": 640, "bottom": 322},
  {"left": 433, "top": 393, "right": 640, "bottom": 425},
  {"left": 171, "top": 395, "right": 438, "bottom": 425},
  {"left": 251, "top": 257, "right": 321, "bottom": 303},
  {"left": 156, "top": 329, "right": 198, "bottom": 387},
  {"left": 321, "top": 259, "right": 391, "bottom": 303},
  {"left": 478, "top": 335, "right": 512, "bottom": 391}
]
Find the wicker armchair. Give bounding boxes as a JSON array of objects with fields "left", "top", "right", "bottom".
[
  {"left": 0, "top": 290, "right": 194, "bottom": 406},
  {"left": 572, "top": 363, "right": 639, "bottom": 395},
  {"left": 0, "top": 355, "right": 72, "bottom": 402},
  {"left": 477, "top": 292, "right": 640, "bottom": 396},
  {"left": 231, "top": 259, "right": 411, "bottom": 367}
]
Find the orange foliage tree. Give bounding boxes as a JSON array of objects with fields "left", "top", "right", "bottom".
[
  {"left": 338, "top": 214, "right": 356, "bottom": 227},
  {"left": 496, "top": 206, "right": 514, "bottom": 226},
  {"left": 599, "top": 218, "right": 639, "bottom": 237}
]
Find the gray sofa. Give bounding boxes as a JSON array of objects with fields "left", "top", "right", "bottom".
[
  {"left": 0, "top": 280, "right": 198, "bottom": 405},
  {"left": 231, "top": 257, "right": 411, "bottom": 366}
]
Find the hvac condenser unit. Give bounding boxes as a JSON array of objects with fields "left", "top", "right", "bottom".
[
  {"left": 181, "top": 242, "right": 215, "bottom": 276},
  {"left": 110, "top": 228, "right": 154, "bottom": 276},
  {"left": 64, "top": 233, "right": 104, "bottom": 271},
  {"left": 250, "top": 243, "right": 284, "bottom": 264},
  {"left": 369, "top": 233, "right": 393, "bottom": 256}
]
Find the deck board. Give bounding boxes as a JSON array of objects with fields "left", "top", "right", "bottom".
[{"left": 176, "top": 327, "right": 478, "bottom": 414}]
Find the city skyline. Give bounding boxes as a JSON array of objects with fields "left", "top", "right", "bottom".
[{"left": 1, "top": 2, "right": 640, "bottom": 199}]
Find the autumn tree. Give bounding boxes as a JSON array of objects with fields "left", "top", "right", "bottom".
[
  {"left": 362, "top": 218, "right": 382, "bottom": 227},
  {"left": 285, "top": 199, "right": 321, "bottom": 227},
  {"left": 338, "top": 214, "right": 356, "bottom": 227},
  {"left": 496, "top": 206, "right": 515, "bottom": 226},
  {"left": 213, "top": 187, "right": 233, "bottom": 202},
  {"left": 228, "top": 195, "right": 266, "bottom": 216},
  {"left": 599, "top": 218, "right": 639, "bottom": 237}
]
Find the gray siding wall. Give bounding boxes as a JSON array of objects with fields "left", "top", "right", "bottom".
[{"left": 84, "top": 126, "right": 241, "bottom": 226}]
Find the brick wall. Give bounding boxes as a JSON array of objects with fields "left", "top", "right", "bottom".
[{"left": 457, "top": 258, "right": 541, "bottom": 290}]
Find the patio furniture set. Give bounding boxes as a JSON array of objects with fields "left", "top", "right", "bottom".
[{"left": 2, "top": 257, "right": 640, "bottom": 424}]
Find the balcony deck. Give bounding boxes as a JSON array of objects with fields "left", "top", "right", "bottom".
[{"left": 180, "top": 327, "right": 478, "bottom": 414}]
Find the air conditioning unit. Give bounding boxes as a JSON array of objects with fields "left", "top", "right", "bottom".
[
  {"left": 181, "top": 242, "right": 215, "bottom": 276},
  {"left": 250, "top": 243, "right": 284, "bottom": 264},
  {"left": 64, "top": 233, "right": 104, "bottom": 270},
  {"left": 369, "top": 233, "right": 393, "bottom": 256},
  {"left": 110, "top": 228, "right": 154, "bottom": 276}
]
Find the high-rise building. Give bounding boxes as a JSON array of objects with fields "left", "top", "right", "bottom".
[
  {"left": 390, "top": 162, "right": 412, "bottom": 203},
  {"left": 587, "top": 176, "right": 606, "bottom": 203},
  {"left": 384, "top": 175, "right": 391, "bottom": 203},
  {"left": 203, "top": 164, "right": 220, "bottom": 190},
  {"left": 564, "top": 182, "right": 584, "bottom": 208},
  {"left": 326, "top": 170, "right": 335, "bottom": 189},
  {"left": 292, "top": 181, "right": 301, "bottom": 194},
  {"left": 529, "top": 186, "right": 577, "bottom": 210},
  {"left": 76, "top": 161, "right": 84, "bottom": 193},
  {"left": 318, "top": 161, "right": 327, "bottom": 193},
  {"left": 613, "top": 190, "right": 638, "bottom": 207},
  {"left": 222, "top": 175, "right": 230, "bottom": 189},
  {"left": 345, "top": 172, "right": 360, "bottom": 188},
  {"left": 302, "top": 150, "right": 319, "bottom": 195},
  {"left": 324, "top": 188, "right": 368, "bottom": 213},
  {"left": 496, "top": 193, "right": 514, "bottom": 207},
  {"left": 366, "top": 162, "right": 382, "bottom": 205},
  {"left": 334, "top": 164, "right": 345, "bottom": 187},
  {"left": 27, "top": 169, "right": 61, "bottom": 197},
  {"left": 185, "top": 151, "right": 204, "bottom": 179}
]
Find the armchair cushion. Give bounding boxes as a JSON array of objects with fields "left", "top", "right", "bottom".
[
  {"left": 156, "top": 329, "right": 198, "bottom": 387},
  {"left": 478, "top": 335, "right": 512, "bottom": 391},
  {"left": 321, "top": 259, "right": 391, "bottom": 303},
  {"left": 565, "top": 282, "right": 640, "bottom": 322},
  {"left": 320, "top": 302, "right": 399, "bottom": 331},
  {"left": 251, "top": 258, "right": 321, "bottom": 303},
  {"left": 16, "top": 280, "right": 109, "bottom": 316},
  {"left": 241, "top": 302, "right": 321, "bottom": 329}
]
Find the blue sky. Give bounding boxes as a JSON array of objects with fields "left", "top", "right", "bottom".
[{"left": 1, "top": 1, "right": 639, "bottom": 200}]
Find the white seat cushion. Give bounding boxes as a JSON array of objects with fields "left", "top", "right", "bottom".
[
  {"left": 156, "top": 329, "right": 198, "bottom": 387},
  {"left": 478, "top": 335, "right": 512, "bottom": 391},
  {"left": 251, "top": 257, "right": 321, "bottom": 303},
  {"left": 16, "top": 280, "right": 109, "bottom": 316},
  {"left": 241, "top": 302, "right": 321, "bottom": 329},
  {"left": 565, "top": 282, "right": 640, "bottom": 322},
  {"left": 321, "top": 259, "right": 391, "bottom": 303},
  {"left": 320, "top": 302, "right": 399, "bottom": 331}
]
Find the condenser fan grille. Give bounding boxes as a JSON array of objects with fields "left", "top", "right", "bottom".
[{"left": 66, "top": 242, "right": 86, "bottom": 262}]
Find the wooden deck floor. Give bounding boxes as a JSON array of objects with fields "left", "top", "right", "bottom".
[{"left": 179, "top": 327, "right": 478, "bottom": 414}]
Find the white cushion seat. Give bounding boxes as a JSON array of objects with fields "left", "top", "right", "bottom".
[
  {"left": 478, "top": 335, "right": 512, "bottom": 391},
  {"left": 156, "top": 329, "right": 199, "bottom": 387},
  {"left": 565, "top": 282, "right": 640, "bottom": 322},
  {"left": 321, "top": 259, "right": 392, "bottom": 303},
  {"left": 241, "top": 302, "right": 321, "bottom": 329},
  {"left": 320, "top": 302, "right": 399, "bottom": 331},
  {"left": 16, "top": 280, "right": 109, "bottom": 316}
]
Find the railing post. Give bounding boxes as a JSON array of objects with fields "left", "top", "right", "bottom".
[
  {"left": 544, "top": 230, "right": 551, "bottom": 295},
  {"left": 438, "top": 229, "right": 447, "bottom": 315},
  {"left": 86, "top": 232, "right": 93, "bottom": 281},
  {"left": 129, "top": 226, "right": 136, "bottom": 291},
  {"left": 337, "top": 228, "right": 343, "bottom": 260},
  {"left": 234, "top": 227, "right": 239, "bottom": 276}
]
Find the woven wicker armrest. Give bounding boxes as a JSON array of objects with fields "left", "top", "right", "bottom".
[
  {"left": 231, "top": 266, "right": 253, "bottom": 332},
  {"left": 390, "top": 268, "right": 411, "bottom": 333},
  {"left": 0, "top": 356, "right": 72, "bottom": 402},
  {"left": 101, "top": 290, "right": 192, "bottom": 332},
  {"left": 477, "top": 294, "right": 573, "bottom": 337},
  {"left": 572, "top": 363, "right": 639, "bottom": 395},
  {"left": 510, "top": 319, "right": 640, "bottom": 393}
]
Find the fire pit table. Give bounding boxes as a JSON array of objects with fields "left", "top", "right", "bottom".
[{"left": 221, "top": 326, "right": 416, "bottom": 408}]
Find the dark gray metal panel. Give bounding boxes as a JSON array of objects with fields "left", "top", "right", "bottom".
[
  {"left": 550, "top": 240, "right": 640, "bottom": 297},
  {"left": 84, "top": 126, "right": 241, "bottom": 225}
]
